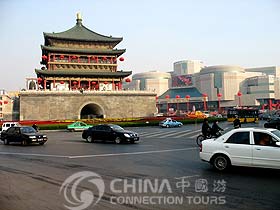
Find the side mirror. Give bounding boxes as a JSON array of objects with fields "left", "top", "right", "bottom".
[{"left": 276, "top": 142, "right": 280, "bottom": 147}]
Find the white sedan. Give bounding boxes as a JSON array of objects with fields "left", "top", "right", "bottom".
[{"left": 200, "top": 128, "right": 280, "bottom": 171}]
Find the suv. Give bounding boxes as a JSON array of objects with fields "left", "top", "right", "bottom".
[{"left": 1, "top": 122, "right": 21, "bottom": 132}]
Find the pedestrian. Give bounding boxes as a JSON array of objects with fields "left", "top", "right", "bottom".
[
  {"left": 212, "top": 120, "right": 224, "bottom": 137},
  {"left": 233, "top": 115, "right": 241, "bottom": 129},
  {"left": 202, "top": 118, "right": 212, "bottom": 138},
  {"left": 32, "top": 124, "right": 39, "bottom": 132}
]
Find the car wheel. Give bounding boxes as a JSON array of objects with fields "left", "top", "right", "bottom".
[
  {"left": 86, "top": 135, "right": 94, "bottom": 143},
  {"left": 115, "top": 137, "right": 122, "bottom": 144},
  {"left": 196, "top": 135, "right": 205, "bottom": 146},
  {"left": 166, "top": 125, "right": 170, "bottom": 128},
  {"left": 39, "top": 142, "right": 45, "bottom": 145},
  {"left": 264, "top": 123, "right": 268, "bottom": 128},
  {"left": 212, "top": 155, "right": 230, "bottom": 171},
  {"left": 178, "top": 124, "right": 182, "bottom": 127},
  {"left": 130, "top": 140, "right": 135, "bottom": 144},
  {"left": 3, "top": 139, "right": 9, "bottom": 145}
]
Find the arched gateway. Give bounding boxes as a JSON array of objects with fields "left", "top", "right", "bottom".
[{"left": 80, "top": 103, "right": 104, "bottom": 119}]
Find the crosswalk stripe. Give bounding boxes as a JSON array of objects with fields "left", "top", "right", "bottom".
[
  {"left": 160, "top": 130, "right": 189, "bottom": 138},
  {"left": 140, "top": 130, "right": 165, "bottom": 137},
  {"left": 144, "top": 131, "right": 177, "bottom": 138},
  {"left": 159, "top": 130, "right": 190, "bottom": 138}
]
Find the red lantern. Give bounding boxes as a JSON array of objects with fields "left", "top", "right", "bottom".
[
  {"left": 60, "top": 81, "right": 64, "bottom": 84},
  {"left": 42, "top": 55, "right": 48, "bottom": 60},
  {"left": 176, "top": 95, "right": 180, "bottom": 99},
  {"left": 202, "top": 93, "right": 208, "bottom": 98},
  {"left": 125, "top": 78, "right": 131, "bottom": 83},
  {"left": 4, "top": 101, "right": 8, "bottom": 105},
  {"left": 0, "top": 101, "right": 2, "bottom": 105},
  {"left": 185, "top": 95, "right": 190, "bottom": 99},
  {"left": 103, "top": 81, "right": 108, "bottom": 84},
  {"left": 60, "top": 55, "right": 64, "bottom": 59},
  {"left": 165, "top": 95, "right": 170, "bottom": 99},
  {"left": 217, "top": 93, "right": 222, "bottom": 98},
  {"left": 73, "top": 81, "right": 77, "bottom": 85},
  {"left": 91, "top": 81, "right": 96, "bottom": 85},
  {"left": 156, "top": 96, "right": 159, "bottom": 100},
  {"left": 102, "top": 56, "right": 107, "bottom": 61},
  {"left": 72, "top": 55, "right": 77, "bottom": 59},
  {"left": 237, "top": 91, "right": 242, "bottom": 97},
  {"left": 119, "top": 57, "right": 124, "bottom": 62}
]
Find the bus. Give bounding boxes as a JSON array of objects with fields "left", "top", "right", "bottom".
[{"left": 227, "top": 108, "right": 259, "bottom": 123}]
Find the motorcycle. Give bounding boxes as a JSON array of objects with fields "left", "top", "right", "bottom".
[{"left": 196, "top": 130, "right": 223, "bottom": 146}]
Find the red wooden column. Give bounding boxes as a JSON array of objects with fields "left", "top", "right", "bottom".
[
  {"left": 78, "top": 80, "right": 81, "bottom": 88},
  {"left": 44, "top": 80, "right": 47, "bottom": 90},
  {"left": 53, "top": 80, "right": 56, "bottom": 90},
  {"left": 88, "top": 81, "right": 91, "bottom": 90},
  {"left": 48, "top": 54, "right": 50, "bottom": 69}
]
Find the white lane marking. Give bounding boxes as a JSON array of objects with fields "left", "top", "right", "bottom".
[
  {"left": 159, "top": 130, "right": 190, "bottom": 138},
  {"left": 188, "top": 130, "right": 203, "bottom": 139},
  {"left": 69, "top": 147, "right": 198, "bottom": 159},
  {"left": 0, "top": 147, "right": 197, "bottom": 159},
  {"left": 142, "top": 130, "right": 182, "bottom": 138},
  {"left": 0, "top": 152, "right": 70, "bottom": 158},
  {"left": 140, "top": 130, "right": 165, "bottom": 137}
]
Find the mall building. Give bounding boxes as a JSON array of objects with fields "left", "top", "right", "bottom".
[{"left": 125, "top": 61, "right": 280, "bottom": 113}]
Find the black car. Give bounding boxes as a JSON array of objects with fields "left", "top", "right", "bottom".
[
  {"left": 82, "top": 124, "right": 139, "bottom": 144},
  {"left": 264, "top": 118, "right": 280, "bottom": 129},
  {"left": 0, "top": 126, "right": 48, "bottom": 145}
]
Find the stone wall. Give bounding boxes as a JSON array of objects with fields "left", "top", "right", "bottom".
[{"left": 19, "top": 91, "right": 157, "bottom": 120}]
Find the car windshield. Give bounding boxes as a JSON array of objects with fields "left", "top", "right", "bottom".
[
  {"left": 271, "top": 130, "right": 280, "bottom": 139},
  {"left": 20, "top": 127, "right": 37, "bottom": 133},
  {"left": 110, "top": 125, "right": 124, "bottom": 131}
]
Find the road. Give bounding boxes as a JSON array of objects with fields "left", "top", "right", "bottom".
[{"left": 0, "top": 121, "right": 279, "bottom": 210}]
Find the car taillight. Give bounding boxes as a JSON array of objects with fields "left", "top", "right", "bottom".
[{"left": 199, "top": 144, "right": 202, "bottom": 152}]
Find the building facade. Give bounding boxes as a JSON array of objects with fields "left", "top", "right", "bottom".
[{"left": 173, "top": 60, "right": 204, "bottom": 75}]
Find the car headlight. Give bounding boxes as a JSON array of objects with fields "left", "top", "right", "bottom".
[
  {"left": 29, "top": 136, "right": 36, "bottom": 139},
  {"left": 124, "top": 133, "right": 130, "bottom": 138},
  {"left": 43, "top": 135, "right": 47, "bottom": 138}
]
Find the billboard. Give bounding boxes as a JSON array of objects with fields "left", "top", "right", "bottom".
[{"left": 172, "top": 75, "right": 193, "bottom": 87}]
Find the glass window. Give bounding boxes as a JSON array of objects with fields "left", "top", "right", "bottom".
[
  {"left": 254, "top": 132, "right": 275, "bottom": 146},
  {"left": 226, "top": 132, "right": 250, "bottom": 144},
  {"left": 7, "top": 127, "right": 15, "bottom": 133},
  {"left": 271, "top": 130, "right": 280, "bottom": 139}
]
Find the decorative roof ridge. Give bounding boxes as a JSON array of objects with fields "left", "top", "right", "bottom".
[
  {"left": 41, "top": 45, "right": 126, "bottom": 51},
  {"left": 43, "top": 24, "right": 123, "bottom": 42}
]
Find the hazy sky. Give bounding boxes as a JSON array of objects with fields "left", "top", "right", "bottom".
[{"left": 1, "top": 0, "right": 280, "bottom": 91}]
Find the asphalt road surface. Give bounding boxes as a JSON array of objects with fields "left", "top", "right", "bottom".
[{"left": 0, "top": 121, "right": 279, "bottom": 210}]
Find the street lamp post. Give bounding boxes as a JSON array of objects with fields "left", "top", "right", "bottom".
[
  {"left": 175, "top": 95, "right": 180, "bottom": 111},
  {"left": 185, "top": 95, "right": 190, "bottom": 112},
  {"left": 202, "top": 93, "right": 208, "bottom": 111},
  {"left": 237, "top": 91, "right": 242, "bottom": 107},
  {"left": 165, "top": 95, "right": 170, "bottom": 114},
  {"left": 217, "top": 93, "right": 222, "bottom": 113},
  {"left": 156, "top": 96, "right": 159, "bottom": 113}
]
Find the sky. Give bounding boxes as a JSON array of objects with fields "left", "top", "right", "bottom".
[{"left": 0, "top": 0, "right": 280, "bottom": 91}]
